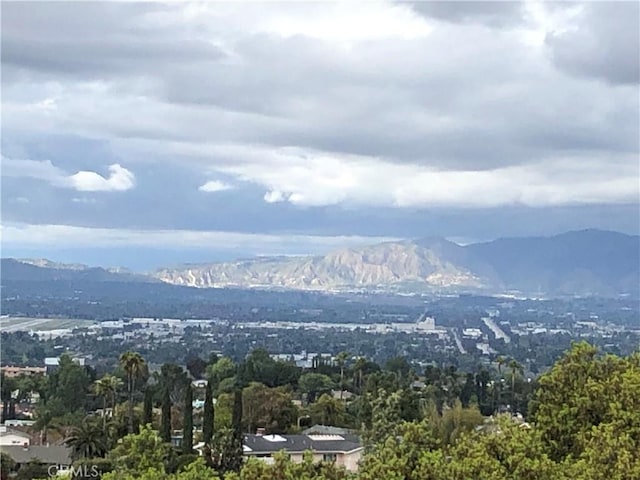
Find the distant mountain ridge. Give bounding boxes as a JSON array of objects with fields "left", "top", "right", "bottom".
[
  {"left": 2, "top": 230, "right": 638, "bottom": 297},
  {"left": 1, "top": 258, "right": 153, "bottom": 283},
  {"left": 153, "top": 229, "right": 639, "bottom": 297}
]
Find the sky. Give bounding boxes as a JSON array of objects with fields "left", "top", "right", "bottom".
[{"left": 1, "top": 1, "right": 639, "bottom": 270}]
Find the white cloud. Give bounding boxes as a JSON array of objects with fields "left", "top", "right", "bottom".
[
  {"left": 193, "top": 145, "right": 639, "bottom": 208},
  {"left": 198, "top": 180, "right": 233, "bottom": 193},
  {"left": 69, "top": 163, "right": 135, "bottom": 192},
  {"left": 1, "top": 156, "right": 135, "bottom": 192}
]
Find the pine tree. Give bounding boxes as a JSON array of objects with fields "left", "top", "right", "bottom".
[
  {"left": 183, "top": 383, "right": 193, "bottom": 454},
  {"left": 142, "top": 386, "right": 153, "bottom": 426},
  {"left": 203, "top": 381, "right": 214, "bottom": 445},
  {"left": 160, "top": 385, "right": 172, "bottom": 443}
]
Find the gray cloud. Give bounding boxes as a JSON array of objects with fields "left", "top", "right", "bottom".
[
  {"left": 408, "top": 1, "right": 526, "bottom": 27},
  {"left": 1, "top": 1, "right": 638, "bottom": 257},
  {"left": 1, "top": 2, "right": 223, "bottom": 80},
  {"left": 546, "top": 2, "right": 640, "bottom": 85}
]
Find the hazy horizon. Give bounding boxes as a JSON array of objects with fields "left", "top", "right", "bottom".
[
  {"left": 2, "top": 227, "right": 637, "bottom": 272},
  {"left": 2, "top": 2, "right": 638, "bottom": 269}
]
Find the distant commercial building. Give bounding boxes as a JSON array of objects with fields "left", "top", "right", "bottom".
[{"left": 44, "top": 356, "right": 85, "bottom": 374}]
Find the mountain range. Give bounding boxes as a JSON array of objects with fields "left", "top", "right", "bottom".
[{"left": 2, "top": 230, "right": 638, "bottom": 297}]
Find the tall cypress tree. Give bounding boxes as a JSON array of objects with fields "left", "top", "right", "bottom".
[
  {"left": 203, "top": 381, "right": 214, "bottom": 445},
  {"left": 142, "top": 386, "right": 153, "bottom": 426},
  {"left": 160, "top": 385, "right": 172, "bottom": 443},
  {"left": 227, "top": 388, "right": 244, "bottom": 472},
  {"left": 183, "top": 383, "right": 193, "bottom": 453}
]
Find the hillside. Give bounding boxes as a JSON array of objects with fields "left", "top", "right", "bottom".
[
  {"left": 2, "top": 230, "right": 637, "bottom": 297},
  {"left": 153, "top": 230, "right": 639, "bottom": 297},
  {"left": 0, "top": 258, "right": 153, "bottom": 283}
]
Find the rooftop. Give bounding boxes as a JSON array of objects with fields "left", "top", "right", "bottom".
[
  {"left": 0, "top": 445, "right": 72, "bottom": 465},
  {"left": 243, "top": 433, "right": 362, "bottom": 454}
]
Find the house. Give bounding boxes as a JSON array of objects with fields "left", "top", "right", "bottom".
[
  {"left": 0, "top": 366, "right": 46, "bottom": 378},
  {"left": 330, "top": 390, "right": 354, "bottom": 401},
  {"left": 0, "top": 426, "right": 31, "bottom": 446},
  {"left": 3, "top": 420, "right": 35, "bottom": 428},
  {"left": 302, "top": 425, "right": 354, "bottom": 436},
  {"left": 242, "top": 433, "right": 363, "bottom": 471},
  {"left": 0, "top": 445, "right": 72, "bottom": 475},
  {"left": 192, "top": 380, "right": 208, "bottom": 389}
]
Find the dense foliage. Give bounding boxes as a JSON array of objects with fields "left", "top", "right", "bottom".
[{"left": 2, "top": 342, "right": 638, "bottom": 479}]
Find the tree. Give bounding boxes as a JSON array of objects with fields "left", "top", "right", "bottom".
[
  {"left": 186, "top": 356, "right": 208, "bottom": 380},
  {"left": 1, "top": 452, "right": 16, "bottom": 479},
  {"left": 335, "top": 351, "right": 350, "bottom": 400},
  {"left": 310, "top": 393, "right": 346, "bottom": 427},
  {"left": 508, "top": 359, "right": 523, "bottom": 411},
  {"left": 427, "top": 415, "right": 567, "bottom": 480},
  {"left": 242, "top": 382, "right": 298, "bottom": 433},
  {"left": 48, "top": 354, "right": 91, "bottom": 415},
  {"left": 33, "top": 403, "right": 63, "bottom": 445},
  {"left": 218, "top": 389, "right": 244, "bottom": 473},
  {"left": 108, "top": 425, "right": 172, "bottom": 476},
  {"left": 14, "top": 460, "right": 49, "bottom": 480},
  {"left": 119, "top": 352, "right": 146, "bottom": 434},
  {"left": 161, "top": 384, "right": 172, "bottom": 443},
  {"left": 206, "top": 357, "right": 236, "bottom": 390},
  {"left": 385, "top": 357, "right": 411, "bottom": 384},
  {"left": 209, "top": 391, "right": 244, "bottom": 475},
  {"left": 530, "top": 342, "right": 640, "bottom": 463},
  {"left": 437, "top": 399, "right": 484, "bottom": 446},
  {"left": 143, "top": 386, "right": 154, "bottom": 426},
  {"left": 299, "top": 373, "right": 335, "bottom": 403},
  {"left": 365, "top": 390, "right": 403, "bottom": 447},
  {"left": 93, "top": 374, "right": 123, "bottom": 428},
  {"left": 0, "top": 374, "right": 16, "bottom": 422},
  {"left": 238, "top": 348, "right": 279, "bottom": 387},
  {"left": 202, "top": 381, "right": 214, "bottom": 445},
  {"left": 231, "top": 451, "right": 350, "bottom": 480},
  {"left": 156, "top": 363, "right": 190, "bottom": 405},
  {"left": 182, "top": 383, "right": 193, "bottom": 454},
  {"left": 232, "top": 389, "right": 243, "bottom": 437},
  {"left": 359, "top": 419, "right": 440, "bottom": 480},
  {"left": 65, "top": 417, "right": 109, "bottom": 460},
  {"left": 353, "top": 357, "right": 367, "bottom": 394}
]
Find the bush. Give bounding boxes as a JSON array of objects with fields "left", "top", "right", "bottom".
[{"left": 70, "top": 458, "right": 114, "bottom": 479}]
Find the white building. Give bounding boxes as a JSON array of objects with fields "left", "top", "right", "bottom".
[{"left": 0, "top": 426, "right": 30, "bottom": 446}]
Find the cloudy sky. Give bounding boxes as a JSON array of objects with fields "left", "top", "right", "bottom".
[{"left": 1, "top": 1, "right": 639, "bottom": 269}]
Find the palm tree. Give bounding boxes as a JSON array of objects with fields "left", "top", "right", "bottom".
[
  {"left": 65, "top": 418, "right": 109, "bottom": 460},
  {"left": 119, "top": 351, "right": 146, "bottom": 434},
  {"left": 494, "top": 355, "right": 507, "bottom": 410},
  {"left": 496, "top": 355, "right": 506, "bottom": 376},
  {"left": 33, "top": 405, "right": 62, "bottom": 445},
  {"left": 93, "top": 375, "right": 123, "bottom": 428},
  {"left": 335, "top": 351, "right": 349, "bottom": 400},
  {"left": 353, "top": 357, "right": 367, "bottom": 394},
  {"left": 508, "top": 359, "right": 523, "bottom": 411}
]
